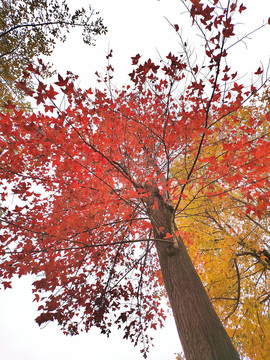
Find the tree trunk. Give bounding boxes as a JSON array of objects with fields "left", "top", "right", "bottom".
[{"left": 146, "top": 192, "right": 240, "bottom": 360}]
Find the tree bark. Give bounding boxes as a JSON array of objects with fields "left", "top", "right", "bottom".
[{"left": 146, "top": 192, "right": 240, "bottom": 360}]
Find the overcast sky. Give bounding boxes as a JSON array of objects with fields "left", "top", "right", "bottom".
[{"left": 1, "top": 0, "right": 270, "bottom": 359}]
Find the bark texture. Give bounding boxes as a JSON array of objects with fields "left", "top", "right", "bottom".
[{"left": 146, "top": 191, "right": 240, "bottom": 360}]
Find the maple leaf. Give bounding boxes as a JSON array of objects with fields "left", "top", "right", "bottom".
[
  {"left": 131, "top": 54, "right": 141, "bottom": 65},
  {"left": 231, "top": 82, "right": 243, "bottom": 92},
  {"left": 47, "top": 85, "right": 58, "bottom": 100},
  {"left": 164, "top": 233, "right": 173, "bottom": 239},
  {"left": 254, "top": 67, "right": 263, "bottom": 75},
  {"left": 239, "top": 4, "right": 247, "bottom": 13},
  {"left": 44, "top": 104, "right": 55, "bottom": 113},
  {"left": 222, "top": 73, "right": 230, "bottom": 81},
  {"left": 230, "top": 3, "right": 237, "bottom": 12},
  {"left": 55, "top": 74, "right": 69, "bottom": 87},
  {"left": 223, "top": 65, "right": 230, "bottom": 72},
  {"left": 27, "top": 63, "right": 36, "bottom": 72},
  {"left": 2, "top": 281, "right": 12, "bottom": 289}
]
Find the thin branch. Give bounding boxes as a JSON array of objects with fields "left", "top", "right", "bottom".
[
  {"left": 1, "top": 237, "right": 173, "bottom": 256},
  {"left": 225, "top": 258, "right": 241, "bottom": 320},
  {"left": 0, "top": 21, "right": 85, "bottom": 38}
]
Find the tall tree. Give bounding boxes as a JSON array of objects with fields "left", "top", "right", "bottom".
[
  {"left": 0, "top": 0, "right": 107, "bottom": 109},
  {"left": 0, "top": 1, "right": 269, "bottom": 359}
]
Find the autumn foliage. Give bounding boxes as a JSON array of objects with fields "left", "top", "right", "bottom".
[
  {"left": 0, "top": 1, "right": 270, "bottom": 359},
  {"left": 0, "top": 0, "right": 107, "bottom": 109}
]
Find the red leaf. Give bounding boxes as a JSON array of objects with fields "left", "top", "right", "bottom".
[
  {"left": 2, "top": 281, "right": 12, "bottom": 289},
  {"left": 55, "top": 74, "right": 69, "bottom": 87},
  {"left": 222, "top": 74, "right": 230, "bottom": 81},
  {"left": 131, "top": 54, "right": 141, "bottom": 65},
  {"left": 232, "top": 82, "right": 244, "bottom": 92},
  {"left": 174, "top": 24, "right": 179, "bottom": 32},
  {"left": 106, "top": 49, "right": 113, "bottom": 59},
  {"left": 254, "top": 67, "right": 263, "bottom": 75},
  {"left": 223, "top": 65, "right": 230, "bottom": 72},
  {"left": 44, "top": 104, "right": 55, "bottom": 113},
  {"left": 230, "top": 3, "right": 237, "bottom": 12},
  {"left": 33, "top": 293, "right": 40, "bottom": 302},
  {"left": 250, "top": 85, "right": 256, "bottom": 93},
  {"left": 239, "top": 4, "right": 247, "bottom": 13},
  {"left": 47, "top": 85, "right": 58, "bottom": 100},
  {"left": 193, "top": 65, "right": 199, "bottom": 74},
  {"left": 27, "top": 63, "right": 35, "bottom": 72}
]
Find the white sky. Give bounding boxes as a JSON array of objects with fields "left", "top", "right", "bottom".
[{"left": 1, "top": 0, "right": 270, "bottom": 359}]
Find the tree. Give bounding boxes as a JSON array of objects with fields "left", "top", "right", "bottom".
[
  {"left": 0, "top": 1, "right": 269, "bottom": 360},
  {"left": 0, "top": 0, "right": 107, "bottom": 109}
]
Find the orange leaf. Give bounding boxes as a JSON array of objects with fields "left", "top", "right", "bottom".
[{"left": 164, "top": 233, "right": 173, "bottom": 239}]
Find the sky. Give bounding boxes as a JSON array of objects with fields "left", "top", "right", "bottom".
[
  {"left": 52, "top": 0, "right": 270, "bottom": 88},
  {"left": 0, "top": 0, "right": 270, "bottom": 359}
]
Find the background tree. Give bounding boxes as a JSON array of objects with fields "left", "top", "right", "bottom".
[
  {"left": 0, "top": 1, "right": 269, "bottom": 360},
  {"left": 172, "top": 88, "right": 270, "bottom": 359},
  {"left": 0, "top": 0, "right": 107, "bottom": 109}
]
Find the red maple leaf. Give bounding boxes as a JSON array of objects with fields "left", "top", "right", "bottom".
[
  {"left": 254, "top": 67, "right": 263, "bottom": 75},
  {"left": 55, "top": 74, "right": 69, "bottom": 87},
  {"left": 131, "top": 54, "right": 141, "bottom": 65},
  {"left": 47, "top": 85, "right": 58, "bottom": 100},
  {"left": 239, "top": 4, "right": 247, "bottom": 13}
]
